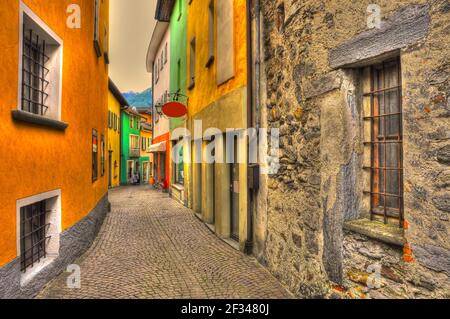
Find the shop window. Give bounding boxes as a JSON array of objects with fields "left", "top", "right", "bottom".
[{"left": 173, "top": 140, "right": 185, "bottom": 185}]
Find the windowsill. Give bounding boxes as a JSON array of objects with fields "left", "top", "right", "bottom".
[
  {"left": 12, "top": 110, "right": 68, "bottom": 131},
  {"left": 223, "top": 237, "right": 240, "bottom": 251},
  {"left": 21, "top": 256, "right": 56, "bottom": 287},
  {"left": 205, "top": 222, "right": 216, "bottom": 233},
  {"left": 344, "top": 218, "right": 405, "bottom": 247},
  {"left": 171, "top": 184, "right": 185, "bottom": 191},
  {"left": 194, "top": 212, "right": 203, "bottom": 221}
]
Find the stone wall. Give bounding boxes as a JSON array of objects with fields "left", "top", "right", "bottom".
[
  {"left": 255, "top": 0, "right": 449, "bottom": 298},
  {"left": 342, "top": 231, "right": 450, "bottom": 299},
  {"left": 0, "top": 194, "right": 109, "bottom": 299}
]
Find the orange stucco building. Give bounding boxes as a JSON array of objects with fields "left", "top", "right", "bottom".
[{"left": 0, "top": 0, "right": 110, "bottom": 298}]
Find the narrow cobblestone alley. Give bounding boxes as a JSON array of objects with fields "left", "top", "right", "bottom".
[{"left": 37, "top": 186, "right": 291, "bottom": 299}]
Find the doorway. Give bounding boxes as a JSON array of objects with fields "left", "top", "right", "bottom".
[
  {"left": 108, "top": 151, "right": 112, "bottom": 188},
  {"left": 127, "top": 160, "right": 134, "bottom": 184},
  {"left": 230, "top": 137, "right": 239, "bottom": 241},
  {"left": 142, "top": 161, "right": 150, "bottom": 183}
]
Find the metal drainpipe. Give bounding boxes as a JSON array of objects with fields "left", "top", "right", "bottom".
[
  {"left": 255, "top": 0, "right": 261, "bottom": 132},
  {"left": 151, "top": 63, "right": 155, "bottom": 141},
  {"left": 245, "top": 0, "right": 260, "bottom": 255}
]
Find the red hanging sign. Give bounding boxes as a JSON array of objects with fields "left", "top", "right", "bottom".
[{"left": 162, "top": 101, "right": 188, "bottom": 118}]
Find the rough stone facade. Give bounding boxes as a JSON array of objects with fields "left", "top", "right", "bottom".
[
  {"left": 254, "top": 0, "right": 449, "bottom": 298},
  {"left": 0, "top": 195, "right": 109, "bottom": 299}
]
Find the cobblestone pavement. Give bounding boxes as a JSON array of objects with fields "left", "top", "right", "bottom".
[{"left": 37, "top": 186, "right": 292, "bottom": 299}]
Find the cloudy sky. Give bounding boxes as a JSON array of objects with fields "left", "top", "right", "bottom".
[{"left": 109, "top": 0, "right": 156, "bottom": 93}]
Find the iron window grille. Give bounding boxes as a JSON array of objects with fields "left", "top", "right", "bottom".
[
  {"left": 364, "top": 58, "right": 404, "bottom": 227},
  {"left": 20, "top": 201, "right": 50, "bottom": 272},
  {"left": 21, "top": 26, "right": 50, "bottom": 116}
]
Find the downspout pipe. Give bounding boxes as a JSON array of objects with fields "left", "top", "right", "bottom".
[
  {"left": 245, "top": 0, "right": 254, "bottom": 255},
  {"left": 255, "top": 0, "right": 261, "bottom": 132},
  {"left": 151, "top": 63, "right": 155, "bottom": 141}
]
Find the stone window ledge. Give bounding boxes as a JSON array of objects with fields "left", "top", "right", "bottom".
[
  {"left": 12, "top": 110, "right": 68, "bottom": 131},
  {"left": 344, "top": 218, "right": 405, "bottom": 247},
  {"left": 171, "top": 184, "right": 185, "bottom": 191}
]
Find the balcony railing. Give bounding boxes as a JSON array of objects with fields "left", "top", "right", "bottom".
[{"left": 129, "top": 148, "right": 140, "bottom": 158}]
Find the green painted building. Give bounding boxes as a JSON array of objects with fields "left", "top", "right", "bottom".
[
  {"left": 168, "top": 0, "right": 188, "bottom": 204},
  {"left": 120, "top": 107, "right": 143, "bottom": 184},
  {"left": 169, "top": 0, "right": 187, "bottom": 128}
]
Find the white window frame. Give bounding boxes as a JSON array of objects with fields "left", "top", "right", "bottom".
[
  {"left": 16, "top": 189, "right": 62, "bottom": 286},
  {"left": 18, "top": 2, "right": 63, "bottom": 121},
  {"left": 130, "top": 134, "right": 140, "bottom": 150}
]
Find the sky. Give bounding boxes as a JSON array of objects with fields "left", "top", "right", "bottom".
[{"left": 109, "top": 0, "right": 156, "bottom": 93}]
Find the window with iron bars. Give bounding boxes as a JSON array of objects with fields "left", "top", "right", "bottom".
[
  {"left": 21, "top": 26, "right": 50, "bottom": 116},
  {"left": 20, "top": 201, "right": 50, "bottom": 272},
  {"left": 363, "top": 58, "right": 404, "bottom": 227}
]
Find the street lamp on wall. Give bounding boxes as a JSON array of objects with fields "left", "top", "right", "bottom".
[
  {"left": 154, "top": 91, "right": 189, "bottom": 119},
  {"left": 154, "top": 102, "right": 163, "bottom": 117}
]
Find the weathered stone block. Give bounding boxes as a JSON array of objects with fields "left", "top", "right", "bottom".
[
  {"left": 292, "top": 233, "right": 302, "bottom": 249},
  {"left": 343, "top": 219, "right": 405, "bottom": 247},
  {"left": 432, "top": 195, "right": 450, "bottom": 213},
  {"left": 329, "top": 5, "right": 430, "bottom": 69},
  {"left": 412, "top": 244, "right": 450, "bottom": 276},
  {"left": 304, "top": 70, "right": 344, "bottom": 100},
  {"left": 437, "top": 145, "right": 450, "bottom": 165}
]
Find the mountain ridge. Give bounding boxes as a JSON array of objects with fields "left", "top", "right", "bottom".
[{"left": 122, "top": 88, "right": 152, "bottom": 107}]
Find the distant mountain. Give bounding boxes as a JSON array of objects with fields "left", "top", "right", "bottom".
[{"left": 123, "top": 88, "right": 152, "bottom": 107}]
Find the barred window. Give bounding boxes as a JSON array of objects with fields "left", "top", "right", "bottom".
[
  {"left": 20, "top": 6, "right": 62, "bottom": 121},
  {"left": 20, "top": 201, "right": 50, "bottom": 272},
  {"left": 363, "top": 58, "right": 404, "bottom": 227},
  {"left": 21, "top": 26, "right": 49, "bottom": 116}
]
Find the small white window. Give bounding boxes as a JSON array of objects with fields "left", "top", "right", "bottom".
[
  {"left": 17, "top": 189, "right": 61, "bottom": 286},
  {"left": 18, "top": 2, "right": 63, "bottom": 121}
]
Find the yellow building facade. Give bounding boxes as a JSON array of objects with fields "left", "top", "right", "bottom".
[
  {"left": 108, "top": 79, "right": 126, "bottom": 188},
  {"left": 186, "top": 0, "right": 249, "bottom": 250},
  {"left": 0, "top": 0, "right": 110, "bottom": 298},
  {"left": 139, "top": 111, "right": 153, "bottom": 184}
]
